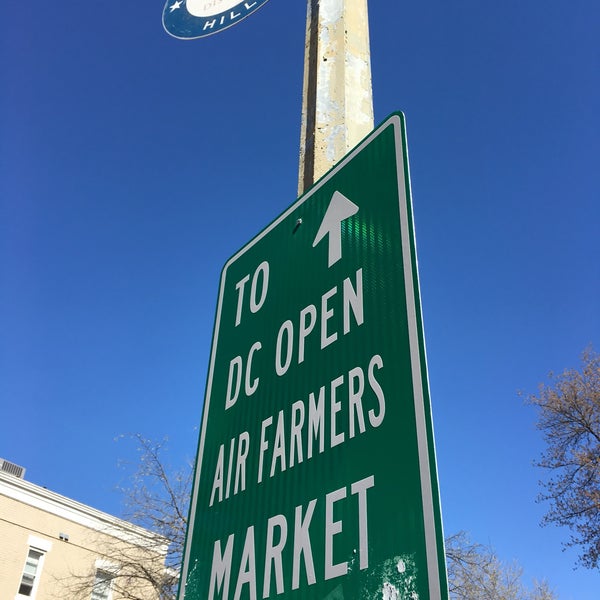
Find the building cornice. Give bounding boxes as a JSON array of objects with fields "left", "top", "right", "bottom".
[{"left": 0, "top": 471, "right": 168, "bottom": 555}]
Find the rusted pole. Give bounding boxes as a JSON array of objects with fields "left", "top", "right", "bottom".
[{"left": 298, "top": 0, "right": 374, "bottom": 195}]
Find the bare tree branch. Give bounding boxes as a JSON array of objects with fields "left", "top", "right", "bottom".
[
  {"left": 60, "top": 434, "right": 192, "bottom": 600},
  {"left": 446, "top": 531, "right": 557, "bottom": 600}
]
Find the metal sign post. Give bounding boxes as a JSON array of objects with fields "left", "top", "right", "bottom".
[
  {"left": 163, "top": 3, "right": 448, "bottom": 599},
  {"left": 298, "top": 0, "right": 374, "bottom": 195}
]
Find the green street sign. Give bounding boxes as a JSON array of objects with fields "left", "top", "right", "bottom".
[{"left": 180, "top": 113, "right": 448, "bottom": 600}]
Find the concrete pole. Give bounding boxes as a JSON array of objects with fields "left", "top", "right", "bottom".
[{"left": 298, "top": 0, "right": 374, "bottom": 195}]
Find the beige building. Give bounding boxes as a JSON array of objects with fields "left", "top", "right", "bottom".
[{"left": 0, "top": 459, "right": 169, "bottom": 600}]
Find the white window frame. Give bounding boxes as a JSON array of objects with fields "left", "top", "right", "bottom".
[
  {"left": 90, "top": 559, "right": 118, "bottom": 600},
  {"left": 90, "top": 570, "right": 113, "bottom": 600},
  {"left": 15, "top": 536, "right": 52, "bottom": 600}
]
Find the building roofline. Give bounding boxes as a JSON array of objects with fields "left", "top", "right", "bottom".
[{"left": 0, "top": 471, "right": 169, "bottom": 554}]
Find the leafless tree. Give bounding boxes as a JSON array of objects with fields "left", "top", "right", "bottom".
[
  {"left": 446, "top": 531, "right": 557, "bottom": 600},
  {"left": 526, "top": 347, "right": 600, "bottom": 569},
  {"left": 117, "top": 434, "right": 192, "bottom": 588},
  {"left": 59, "top": 435, "right": 192, "bottom": 600}
]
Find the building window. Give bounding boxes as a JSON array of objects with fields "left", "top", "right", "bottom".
[
  {"left": 16, "top": 537, "right": 51, "bottom": 599},
  {"left": 18, "top": 549, "right": 44, "bottom": 596},
  {"left": 91, "top": 570, "right": 113, "bottom": 600}
]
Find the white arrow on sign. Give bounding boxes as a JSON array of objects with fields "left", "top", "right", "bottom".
[{"left": 313, "top": 191, "right": 359, "bottom": 268}]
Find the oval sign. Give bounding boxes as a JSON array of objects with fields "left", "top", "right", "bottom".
[{"left": 163, "top": 0, "right": 271, "bottom": 40}]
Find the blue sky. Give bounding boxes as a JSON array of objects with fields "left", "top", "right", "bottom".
[{"left": 1, "top": 1, "right": 599, "bottom": 598}]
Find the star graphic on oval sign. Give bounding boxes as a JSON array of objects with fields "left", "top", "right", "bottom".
[{"left": 163, "top": 0, "right": 271, "bottom": 39}]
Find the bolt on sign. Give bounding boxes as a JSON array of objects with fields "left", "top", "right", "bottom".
[
  {"left": 163, "top": 0, "right": 271, "bottom": 39},
  {"left": 179, "top": 113, "right": 449, "bottom": 600}
]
